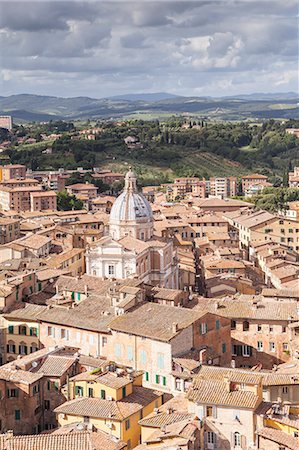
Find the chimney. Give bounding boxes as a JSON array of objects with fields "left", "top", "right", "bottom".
[
  {"left": 6, "top": 430, "right": 13, "bottom": 440},
  {"left": 172, "top": 322, "right": 178, "bottom": 333},
  {"left": 199, "top": 348, "right": 206, "bottom": 364},
  {"left": 224, "top": 377, "right": 231, "bottom": 392}
]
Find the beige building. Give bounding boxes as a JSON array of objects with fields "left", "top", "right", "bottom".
[
  {"left": 66, "top": 183, "right": 98, "bottom": 199},
  {"left": 289, "top": 166, "right": 299, "bottom": 188},
  {"left": 241, "top": 174, "right": 268, "bottom": 195},
  {"left": 30, "top": 190, "right": 57, "bottom": 211},
  {"left": 0, "top": 218, "right": 20, "bottom": 244},
  {"left": 208, "top": 176, "right": 237, "bottom": 199},
  {"left": 0, "top": 164, "right": 26, "bottom": 181}
]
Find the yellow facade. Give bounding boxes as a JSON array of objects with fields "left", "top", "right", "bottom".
[
  {"left": 4, "top": 318, "right": 40, "bottom": 362},
  {"left": 57, "top": 392, "right": 162, "bottom": 449},
  {"left": 69, "top": 378, "right": 134, "bottom": 401}
]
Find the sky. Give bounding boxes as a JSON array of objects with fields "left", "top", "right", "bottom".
[{"left": 0, "top": 0, "right": 298, "bottom": 98}]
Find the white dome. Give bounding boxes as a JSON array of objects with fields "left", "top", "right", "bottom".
[
  {"left": 110, "top": 168, "right": 153, "bottom": 222},
  {"left": 110, "top": 190, "right": 153, "bottom": 222}
]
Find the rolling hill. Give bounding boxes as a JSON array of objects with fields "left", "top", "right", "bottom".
[{"left": 0, "top": 92, "right": 298, "bottom": 122}]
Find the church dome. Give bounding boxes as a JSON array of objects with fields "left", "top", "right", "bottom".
[{"left": 110, "top": 169, "right": 153, "bottom": 222}]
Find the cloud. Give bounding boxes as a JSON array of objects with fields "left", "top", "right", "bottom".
[{"left": 0, "top": 0, "right": 297, "bottom": 97}]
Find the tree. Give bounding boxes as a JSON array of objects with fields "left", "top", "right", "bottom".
[{"left": 57, "top": 191, "right": 84, "bottom": 211}]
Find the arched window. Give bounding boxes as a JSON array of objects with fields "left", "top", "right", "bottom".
[
  {"left": 234, "top": 432, "right": 241, "bottom": 447},
  {"left": 243, "top": 321, "right": 249, "bottom": 331}
]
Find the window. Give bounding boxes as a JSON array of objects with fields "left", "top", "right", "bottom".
[
  {"left": 30, "top": 327, "right": 38, "bottom": 337},
  {"left": 207, "top": 431, "right": 216, "bottom": 444},
  {"left": 30, "top": 345, "right": 38, "bottom": 353},
  {"left": 243, "top": 321, "right": 249, "bottom": 331},
  {"left": 33, "top": 384, "right": 39, "bottom": 394},
  {"left": 231, "top": 320, "right": 236, "bottom": 330},
  {"left": 257, "top": 341, "right": 263, "bottom": 352},
  {"left": 269, "top": 342, "right": 275, "bottom": 352},
  {"left": 75, "top": 386, "right": 84, "bottom": 397},
  {"left": 216, "top": 320, "right": 220, "bottom": 330},
  {"left": 293, "top": 431, "right": 299, "bottom": 438},
  {"left": 282, "top": 386, "right": 288, "bottom": 394},
  {"left": 140, "top": 350, "right": 147, "bottom": 365},
  {"left": 283, "top": 343, "right": 289, "bottom": 351},
  {"left": 114, "top": 343, "right": 121, "bottom": 358},
  {"left": 144, "top": 371, "right": 149, "bottom": 382},
  {"left": 269, "top": 325, "right": 274, "bottom": 332},
  {"left": 155, "top": 374, "right": 160, "bottom": 384},
  {"left": 7, "top": 389, "right": 19, "bottom": 398},
  {"left": 38, "top": 282, "right": 42, "bottom": 291},
  {"left": 222, "top": 343, "right": 226, "bottom": 353},
  {"left": 157, "top": 353, "right": 165, "bottom": 369},
  {"left": 102, "top": 336, "right": 107, "bottom": 347},
  {"left": 88, "top": 388, "right": 93, "bottom": 398},
  {"left": 19, "top": 344, "right": 28, "bottom": 355},
  {"left": 127, "top": 345, "right": 133, "bottom": 361},
  {"left": 44, "top": 400, "right": 50, "bottom": 410},
  {"left": 100, "top": 389, "right": 106, "bottom": 399},
  {"left": 19, "top": 325, "right": 27, "bottom": 335},
  {"left": 7, "top": 343, "right": 16, "bottom": 354},
  {"left": 125, "top": 419, "right": 130, "bottom": 430},
  {"left": 240, "top": 383, "right": 246, "bottom": 390},
  {"left": 200, "top": 323, "right": 208, "bottom": 335},
  {"left": 234, "top": 432, "right": 241, "bottom": 447},
  {"left": 282, "top": 326, "right": 286, "bottom": 333},
  {"left": 122, "top": 386, "right": 126, "bottom": 398},
  {"left": 15, "top": 410, "right": 21, "bottom": 421},
  {"left": 108, "top": 265, "right": 115, "bottom": 275},
  {"left": 242, "top": 345, "right": 252, "bottom": 357},
  {"left": 47, "top": 326, "right": 55, "bottom": 337},
  {"left": 8, "top": 325, "right": 14, "bottom": 334},
  {"left": 206, "top": 406, "right": 213, "bottom": 417},
  {"left": 257, "top": 324, "right": 262, "bottom": 332}
]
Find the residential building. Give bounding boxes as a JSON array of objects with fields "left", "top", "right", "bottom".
[
  {"left": 187, "top": 366, "right": 264, "bottom": 449},
  {"left": 241, "top": 174, "right": 269, "bottom": 195},
  {"left": 55, "top": 372, "right": 163, "bottom": 450},
  {"left": 30, "top": 190, "right": 57, "bottom": 211},
  {"left": 195, "top": 295, "right": 299, "bottom": 369},
  {"left": 0, "top": 115, "right": 12, "bottom": 130},
  {"left": 0, "top": 164, "right": 26, "bottom": 181},
  {"left": 66, "top": 183, "right": 98, "bottom": 200},
  {"left": 0, "top": 218, "right": 20, "bottom": 244},
  {"left": 208, "top": 176, "right": 237, "bottom": 199},
  {"left": 106, "top": 302, "right": 231, "bottom": 393},
  {"left": 289, "top": 167, "right": 299, "bottom": 189}
]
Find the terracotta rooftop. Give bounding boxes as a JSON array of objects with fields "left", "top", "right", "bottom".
[
  {"left": 256, "top": 427, "right": 298, "bottom": 450},
  {"left": 139, "top": 410, "right": 193, "bottom": 428},
  {"left": 194, "top": 296, "right": 299, "bottom": 321},
  {"left": 55, "top": 386, "right": 162, "bottom": 420},
  {"left": 109, "top": 302, "right": 207, "bottom": 342},
  {"left": 19, "top": 234, "right": 52, "bottom": 250},
  {"left": 187, "top": 376, "right": 261, "bottom": 409},
  {"left": 0, "top": 429, "right": 125, "bottom": 450}
]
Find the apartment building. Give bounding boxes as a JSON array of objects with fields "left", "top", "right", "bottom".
[
  {"left": 195, "top": 296, "right": 299, "bottom": 369},
  {"left": 30, "top": 190, "right": 57, "bottom": 211},
  {"left": 92, "top": 170, "right": 124, "bottom": 185},
  {"left": 106, "top": 302, "right": 231, "bottom": 393},
  {"left": 0, "top": 218, "right": 20, "bottom": 244},
  {"left": 224, "top": 209, "right": 299, "bottom": 253},
  {"left": 187, "top": 366, "right": 264, "bottom": 450},
  {"left": 0, "top": 178, "right": 39, "bottom": 188},
  {"left": 241, "top": 174, "right": 269, "bottom": 195},
  {"left": 66, "top": 183, "right": 98, "bottom": 199},
  {"left": 0, "top": 185, "right": 43, "bottom": 211},
  {"left": 208, "top": 176, "right": 237, "bottom": 199},
  {"left": 55, "top": 373, "right": 163, "bottom": 450},
  {"left": 0, "top": 164, "right": 26, "bottom": 181},
  {"left": 289, "top": 166, "right": 299, "bottom": 189},
  {"left": 164, "top": 177, "right": 206, "bottom": 201}
]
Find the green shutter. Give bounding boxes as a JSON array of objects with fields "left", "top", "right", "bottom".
[
  {"left": 145, "top": 372, "right": 149, "bottom": 381},
  {"left": 155, "top": 374, "right": 159, "bottom": 384},
  {"left": 8, "top": 325, "right": 14, "bottom": 334},
  {"left": 122, "top": 386, "right": 126, "bottom": 398},
  {"left": 101, "top": 389, "right": 106, "bottom": 399},
  {"left": 163, "top": 376, "right": 166, "bottom": 386},
  {"left": 38, "top": 282, "right": 42, "bottom": 291},
  {"left": 15, "top": 410, "right": 21, "bottom": 420}
]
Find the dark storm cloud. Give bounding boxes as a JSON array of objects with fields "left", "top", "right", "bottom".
[{"left": 0, "top": 0, "right": 297, "bottom": 97}]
